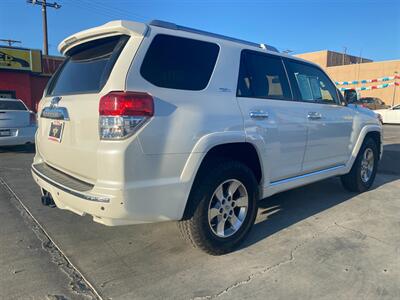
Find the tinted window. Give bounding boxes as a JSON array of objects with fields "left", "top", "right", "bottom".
[
  {"left": 47, "top": 35, "right": 128, "bottom": 96},
  {"left": 0, "top": 100, "right": 27, "bottom": 111},
  {"left": 285, "top": 60, "right": 339, "bottom": 104},
  {"left": 140, "top": 35, "right": 219, "bottom": 90},
  {"left": 237, "top": 51, "right": 291, "bottom": 100}
]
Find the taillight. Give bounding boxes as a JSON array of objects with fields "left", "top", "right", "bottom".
[
  {"left": 99, "top": 91, "right": 154, "bottom": 140},
  {"left": 29, "top": 112, "right": 36, "bottom": 126}
]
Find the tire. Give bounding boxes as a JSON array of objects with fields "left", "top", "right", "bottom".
[
  {"left": 178, "top": 160, "right": 258, "bottom": 255},
  {"left": 341, "top": 138, "right": 378, "bottom": 192}
]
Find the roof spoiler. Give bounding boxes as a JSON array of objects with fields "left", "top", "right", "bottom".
[{"left": 58, "top": 20, "right": 148, "bottom": 55}]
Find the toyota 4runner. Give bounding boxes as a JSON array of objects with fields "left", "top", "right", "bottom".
[{"left": 32, "top": 20, "right": 382, "bottom": 255}]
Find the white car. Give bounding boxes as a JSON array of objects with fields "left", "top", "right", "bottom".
[
  {"left": 32, "top": 20, "right": 382, "bottom": 254},
  {"left": 375, "top": 104, "right": 400, "bottom": 124},
  {"left": 0, "top": 98, "right": 36, "bottom": 146}
]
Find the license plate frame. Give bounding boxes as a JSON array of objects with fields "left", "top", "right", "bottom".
[
  {"left": 0, "top": 129, "right": 11, "bottom": 137},
  {"left": 48, "top": 121, "right": 64, "bottom": 143}
]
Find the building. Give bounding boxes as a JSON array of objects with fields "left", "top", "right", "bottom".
[
  {"left": 0, "top": 46, "right": 63, "bottom": 111},
  {"left": 295, "top": 50, "right": 399, "bottom": 106}
]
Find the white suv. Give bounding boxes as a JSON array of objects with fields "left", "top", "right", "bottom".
[{"left": 32, "top": 20, "right": 382, "bottom": 254}]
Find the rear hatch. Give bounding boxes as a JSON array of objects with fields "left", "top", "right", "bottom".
[
  {"left": 37, "top": 21, "right": 147, "bottom": 182},
  {"left": 0, "top": 100, "right": 30, "bottom": 135}
]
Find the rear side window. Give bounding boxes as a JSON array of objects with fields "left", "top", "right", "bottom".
[
  {"left": 140, "top": 35, "right": 219, "bottom": 90},
  {"left": 237, "top": 50, "right": 292, "bottom": 100},
  {"left": 284, "top": 60, "right": 339, "bottom": 104},
  {"left": 47, "top": 35, "right": 129, "bottom": 96},
  {"left": 0, "top": 100, "right": 27, "bottom": 111}
]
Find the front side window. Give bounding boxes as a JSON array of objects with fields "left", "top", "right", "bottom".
[
  {"left": 284, "top": 60, "right": 339, "bottom": 104},
  {"left": 140, "top": 35, "right": 219, "bottom": 91},
  {"left": 237, "top": 50, "right": 292, "bottom": 100}
]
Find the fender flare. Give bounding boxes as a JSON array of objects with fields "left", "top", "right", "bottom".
[
  {"left": 180, "top": 131, "right": 246, "bottom": 183},
  {"left": 344, "top": 124, "right": 382, "bottom": 173}
]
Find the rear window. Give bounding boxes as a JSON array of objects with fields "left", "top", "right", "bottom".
[
  {"left": 47, "top": 35, "right": 129, "bottom": 96},
  {"left": 0, "top": 100, "right": 27, "bottom": 111},
  {"left": 140, "top": 34, "right": 219, "bottom": 91}
]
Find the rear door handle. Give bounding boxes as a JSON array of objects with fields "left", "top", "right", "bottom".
[
  {"left": 250, "top": 111, "right": 269, "bottom": 120},
  {"left": 307, "top": 112, "right": 322, "bottom": 120}
]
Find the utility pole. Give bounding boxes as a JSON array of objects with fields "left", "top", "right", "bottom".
[
  {"left": 342, "top": 47, "right": 347, "bottom": 65},
  {"left": 392, "top": 71, "right": 398, "bottom": 107},
  {"left": 27, "top": 0, "right": 61, "bottom": 55},
  {"left": 0, "top": 39, "right": 22, "bottom": 47}
]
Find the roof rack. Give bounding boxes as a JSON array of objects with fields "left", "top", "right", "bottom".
[{"left": 149, "top": 20, "right": 279, "bottom": 53}]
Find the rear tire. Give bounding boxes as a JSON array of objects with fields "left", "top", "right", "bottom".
[
  {"left": 178, "top": 160, "right": 258, "bottom": 255},
  {"left": 341, "top": 138, "right": 378, "bottom": 192}
]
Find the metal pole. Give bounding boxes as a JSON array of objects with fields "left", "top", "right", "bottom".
[
  {"left": 27, "top": 0, "right": 61, "bottom": 55},
  {"left": 42, "top": 0, "right": 48, "bottom": 55},
  {"left": 392, "top": 72, "right": 398, "bottom": 107}
]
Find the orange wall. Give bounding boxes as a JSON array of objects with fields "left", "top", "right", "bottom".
[{"left": 326, "top": 60, "right": 400, "bottom": 106}]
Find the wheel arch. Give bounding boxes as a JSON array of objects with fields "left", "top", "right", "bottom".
[
  {"left": 180, "top": 141, "right": 263, "bottom": 220},
  {"left": 346, "top": 125, "right": 382, "bottom": 173}
]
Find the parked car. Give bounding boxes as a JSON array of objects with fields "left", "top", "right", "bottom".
[
  {"left": 32, "top": 20, "right": 383, "bottom": 255},
  {"left": 375, "top": 104, "right": 400, "bottom": 124},
  {"left": 0, "top": 98, "right": 36, "bottom": 146},
  {"left": 352, "top": 97, "right": 390, "bottom": 110}
]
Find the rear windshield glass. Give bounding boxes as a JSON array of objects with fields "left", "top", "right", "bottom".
[
  {"left": 0, "top": 100, "right": 27, "bottom": 111},
  {"left": 47, "top": 35, "right": 129, "bottom": 96},
  {"left": 140, "top": 34, "right": 219, "bottom": 90}
]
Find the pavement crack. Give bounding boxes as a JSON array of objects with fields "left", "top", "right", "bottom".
[
  {"left": 0, "top": 177, "right": 102, "bottom": 300},
  {"left": 334, "top": 222, "right": 391, "bottom": 246},
  {"left": 193, "top": 224, "right": 333, "bottom": 300}
]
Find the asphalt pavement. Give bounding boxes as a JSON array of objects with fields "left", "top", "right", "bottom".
[{"left": 0, "top": 125, "right": 399, "bottom": 300}]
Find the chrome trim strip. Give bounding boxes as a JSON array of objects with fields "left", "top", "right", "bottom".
[
  {"left": 32, "top": 165, "right": 110, "bottom": 203},
  {"left": 41, "top": 107, "right": 70, "bottom": 121},
  {"left": 270, "top": 165, "right": 345, "bottom": 187}
]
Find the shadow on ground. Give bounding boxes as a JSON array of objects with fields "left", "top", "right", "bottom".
[
  {"left": 0, "top": 144, "right": 35, "bottom": 154},
  {"left": 240, "top": 142, "right": 400, "bottom": 250}
]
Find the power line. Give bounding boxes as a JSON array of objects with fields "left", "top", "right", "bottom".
[
  {"left": 0, "top": 39, "right": 22, "bottom": 47},
  {"left": 27, "top": 0, "right": 61, "bottom": 55}
]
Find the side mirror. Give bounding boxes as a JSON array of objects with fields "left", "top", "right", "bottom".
[{"left": 344, "top": 89, "right": 358, "bottom": 104}]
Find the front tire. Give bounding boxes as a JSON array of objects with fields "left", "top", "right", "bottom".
[
  {"left": 341, "top": 138, "right": 378, "bottom": 192},
  {"left": 178, "top": 160, "right": 258, "bottom": 255}
]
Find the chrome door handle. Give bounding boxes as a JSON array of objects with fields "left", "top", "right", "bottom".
[
  {"left": 250, "top": 111, "right": 269, "bottom": 120},
  {"left": 307, "top": 112, "right": 322, "bottom": 120}
]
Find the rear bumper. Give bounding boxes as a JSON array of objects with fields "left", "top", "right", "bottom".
[
  {"left": 31, "top": 160, "right": 191, "bottom": 226},
  {"left": 0, "top": 126, "right": 36, "bottom": 146}
]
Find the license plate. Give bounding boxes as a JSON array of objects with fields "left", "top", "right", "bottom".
[
  {"left": 0, "top": 129, "right": 11, "bottom": 137},
  {"left": 48, "top": 121, "right": 64, "bottom": 143}
]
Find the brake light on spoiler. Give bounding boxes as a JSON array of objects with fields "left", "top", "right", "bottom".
[{"left": 99, "top": 91, "right": 154, "bottom": 140}]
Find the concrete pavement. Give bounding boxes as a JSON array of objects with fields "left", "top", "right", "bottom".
[{"left": 0, "top": 125, "right": 399, "bottom": 299}]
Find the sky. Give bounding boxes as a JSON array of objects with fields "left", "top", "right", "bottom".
[{"left": 0, "top": 0, "right": 399, "bottom": 61}]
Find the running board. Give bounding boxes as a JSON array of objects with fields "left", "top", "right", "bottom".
[{"left": 270, "top": 165, "right": 346, "bottom": 187}]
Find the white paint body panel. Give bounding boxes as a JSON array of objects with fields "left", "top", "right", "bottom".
[
  {"left": 0, "top": 99, "right": 36, "bottom": 146},
  {"left": 376, "top": 105, "right": 400, "bottom": 124},
  {"left": 32, "top": 20, "right": 382, "bottom": 226}
]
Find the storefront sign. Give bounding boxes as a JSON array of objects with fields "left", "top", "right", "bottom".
[{"left": 0, "top": 47, "right": 42, "bottom": 72}]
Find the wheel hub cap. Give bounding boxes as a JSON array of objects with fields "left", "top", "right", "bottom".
[
  {"left": 360, "top": 148, "right": 374, "bottom": 183},
  {"left": 208, "top": 179, "right": 249, "bottom": 238}
]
